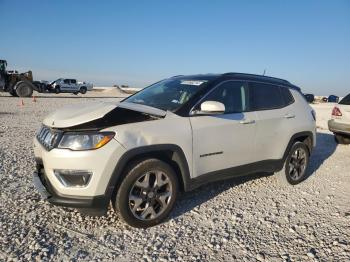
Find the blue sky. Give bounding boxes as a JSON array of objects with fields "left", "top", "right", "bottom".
[{"left": 1, "top": 0, "right": 349, "bottom": 95}]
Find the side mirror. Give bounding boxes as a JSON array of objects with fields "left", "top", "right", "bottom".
[{"left": 197, "top": 101, "right": 225, "bottom": 115}]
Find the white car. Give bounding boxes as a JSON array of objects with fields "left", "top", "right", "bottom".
[
  {"left": 328, "top": 93, "right": 350, "bottom": 144},
  {"left": 50, "top": 78, "right": 93, "bottom": 94},
  {"left": 33, "top": 73, "right": 316, "bottom": 227}
]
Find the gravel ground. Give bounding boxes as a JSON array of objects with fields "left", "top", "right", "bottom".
[{"left": 0, "top": 92, "right": 349, "bottom": 261}]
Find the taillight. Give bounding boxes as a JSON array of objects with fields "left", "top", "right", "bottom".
[{"left": 332, "top": 107, "right": 342, "bottom": 117}]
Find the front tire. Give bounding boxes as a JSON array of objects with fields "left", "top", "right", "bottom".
[
  {"left": 15, "top": 82, "right": 33, "bottom": 97},
  {"left": 80, "top": 86, "right": 87, "bottom": 94},
  {"left": 276, "top": 142, "right": 310, "bottom": 185},
  {"left": 334, "top": 134, "right": 350, "bottom": 144},
  {"left": 9, "top": 89, "right": 18, "bottom": 97},
  {"left": 114, "top": 159, "right": 178, "bottom": 228}
]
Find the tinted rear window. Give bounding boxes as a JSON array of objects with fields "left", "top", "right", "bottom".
[
  {"left": 339, "top": 94, "right": 350, "bottom": 105},
  {"left": 250, "top": 82, "right": 285, "bottom": 110}
]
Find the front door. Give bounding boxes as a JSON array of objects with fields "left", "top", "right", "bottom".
[{"left": 190, "top": 80, "right": 257, "bottom": 177}]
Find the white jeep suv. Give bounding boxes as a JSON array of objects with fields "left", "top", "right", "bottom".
[{"left": 33, "top": 73, "right": 316, "bottom": 227}]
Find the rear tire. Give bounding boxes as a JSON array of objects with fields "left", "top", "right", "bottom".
[
  {"left": 334, "top": 134, "right": 350, "bottom": 144},
  {"left": 9, "top": 89, "right": 18, "bottom": 97},
  {"left": 15, "top": 82, "right": 33, "bottom": 97},
  {"left": 80, "top": 86, "right": 87, "bottom": 94},
  {"left": 114, "top": 158, "right": 178, "bottom": 228},
  {"left": 276, "top": 142, "right": 310, "bottom": 185}
]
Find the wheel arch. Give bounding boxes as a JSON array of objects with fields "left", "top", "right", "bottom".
[
  {"left": 283, "top": 131, "right": 314, "bottom": 161},
  {"left": 105, "top": 144, "right": 191, "bottom": 203}
]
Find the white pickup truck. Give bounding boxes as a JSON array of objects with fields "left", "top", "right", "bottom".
[{"left": 50, "top": 78, "right": 93, "bottom": 94}]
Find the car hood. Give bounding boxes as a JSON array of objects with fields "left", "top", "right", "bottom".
[{"left": 43, "top": 101, "right": 167, "bottom": 128}]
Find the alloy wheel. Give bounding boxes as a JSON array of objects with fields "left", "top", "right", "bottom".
[
  {"left": 288, "top": 147, "right": 307, "bottom": 180},
  {"left": 128, "top": 170, "right": 173, "bottom": 220}
]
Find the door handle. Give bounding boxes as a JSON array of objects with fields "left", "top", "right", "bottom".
[
  {"left": 240, "top": 119, "right": 255, "bottom": 124},
  {"left": 284, "top": 114, "right": 295, "bottom": 119}
]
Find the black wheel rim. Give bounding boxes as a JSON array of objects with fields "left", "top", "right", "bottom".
[
  {"left": 128, "top": 170, "right": 172, "bottom": 221},
  {"left": 288, "top": 148, "right": 307, "bottom": 180}
]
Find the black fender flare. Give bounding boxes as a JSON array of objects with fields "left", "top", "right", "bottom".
[
  {"left": 282, "top": 131, "right": 314, "bottom": 161},
  {"left": 104, "top": 144, "right": 192, "bottom": 203}
]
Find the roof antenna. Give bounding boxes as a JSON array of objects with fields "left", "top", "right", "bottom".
[{"left": 262, "top": 69, "right": 266, "bottom": 76}]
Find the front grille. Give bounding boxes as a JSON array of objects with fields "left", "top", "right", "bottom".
[{"left": 36, "top": 126, "right": 62, "bottom": 151}]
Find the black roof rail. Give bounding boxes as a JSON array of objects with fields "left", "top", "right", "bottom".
[{"left": 222, "top": 72, "right": 290, "bottom": 85}]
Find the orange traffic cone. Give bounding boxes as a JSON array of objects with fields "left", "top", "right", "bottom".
[{"left": 32, "top": 96, "right": 36, "bottom": 102}]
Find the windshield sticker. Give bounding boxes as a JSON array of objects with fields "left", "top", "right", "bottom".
[{"left": 180, "top": 80, "right": 207, "bottom": 86}]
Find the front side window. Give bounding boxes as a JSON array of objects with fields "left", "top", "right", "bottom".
[
  {"left": 124, "top": 78, "right": 210, "bottom": 111},
  {"left": 63, "top": 79, "right": 70, "bottom": 84},
  {"left": 250, "top": 82, "right": 285, "bottom": 110},
  {"left": 199, "top": 81, "right": 248, "bottom": 114}
]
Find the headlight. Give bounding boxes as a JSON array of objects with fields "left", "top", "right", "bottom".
[{"left": 58, "top": 132, "right": 115, "bottom": 151}]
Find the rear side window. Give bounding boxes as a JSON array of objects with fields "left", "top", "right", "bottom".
[
  {"left": 249, "top": 82, "right": 285, "bottom": 110},
  {"left": 201, "top": 81, "right": 248, "bottom": 114},
  {"left": 339, "top": 94, "right": 350, "bottom": 105}
]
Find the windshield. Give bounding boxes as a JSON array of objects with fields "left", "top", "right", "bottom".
[
  {"left": 339, "top": 94, "right": 350, "bottom": 105},
  {"left": 124, "top": 78, "right": 210, "bottom": 111}
]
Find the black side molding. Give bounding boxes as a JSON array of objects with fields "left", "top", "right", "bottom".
[
  {"left": 187, "top": 159, "right": 284, "bottom": 191},
  {"left": 282, "top": 131, "right": 314, "bottom": 160}
]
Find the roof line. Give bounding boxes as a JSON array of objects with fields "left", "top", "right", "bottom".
[{"left": 222, "top": 72, "right": 290, "bottom": 84}]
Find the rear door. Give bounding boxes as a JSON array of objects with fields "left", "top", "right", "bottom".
[
  {"left": 70, "top": 79, "right": 79, "bottom": 92},
  {"left": 61, "top": 79, "right": 70, "bottom": 91},
  {"left": 249, "top": 82, "right": 295, "bottom": 161},
  {"left": 190, "top": 80, "right": 257, "bottom": 177}
]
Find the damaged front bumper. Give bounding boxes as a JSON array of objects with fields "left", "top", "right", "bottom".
[{"left": 33, "top": 161, "right": 109, "bottom": 216}]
